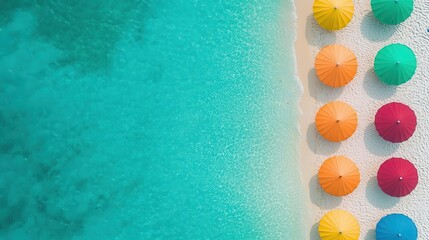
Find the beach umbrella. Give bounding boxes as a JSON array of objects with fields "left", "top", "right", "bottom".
[
  {"left": 376, "top": 214, "right": 418, "bottom": 240},
  {"left": 374, "top": 43, "right": 417, "bottom": 85},
  {"left": 377, "top": 157, "right": 418, "bottom": 197},
  {"left": 315, "top": 44, "right": 358, "bottom": 88},
  {"left": 371, "top": 0, "right": 414, "bottom": 25},
  {"left": 374, "top": 102, "right": 417, "bottom": 143},
  {"left": 319, "top": 156, "right": 360, "bottom": 196},
  {"left": 316, "top": 101, "right": 358, "bottom": 142},
  {"left": 319, "top": 209, "right": 360, "bottom": 240},
  {"left": 313, "top": 0, "right": 354, "bottom": 30}
]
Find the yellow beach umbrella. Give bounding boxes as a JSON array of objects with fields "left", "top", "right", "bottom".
[
  {"left": 319, "top": 210, "right": 360, "bottom": 240},
  {"left": 318, "top": 156, "right": 360, "bottom": 196},
  {"left": 313, "top": 0, "right": 355, "bottom": 30},
  {"left": 315, "top": 101, "right": 358, "bottom": 142},
  {"left": 315, "top": 44, "right": 358, "bottom": 88}
]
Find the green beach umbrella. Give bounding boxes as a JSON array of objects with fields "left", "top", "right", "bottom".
[
  {"left": 374, "top": 43, "right": 417, "bottom": 85},
  {"left": 371, "top": 0, "right": 414, "bottom": 25}
]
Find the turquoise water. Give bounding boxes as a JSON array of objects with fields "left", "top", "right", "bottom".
[{"left": 0, "top": 1, "right": 304, "bottom": 239}]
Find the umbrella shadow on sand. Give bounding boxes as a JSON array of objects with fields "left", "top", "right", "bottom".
[
  {"left": 310, "top": 222, "right": 319, "bottom": 240},
  {"left": 308, "top": 68, "right": 344, "bottom": 103},
  {"left": 306, "top": 123, "right": 341, "bottom": 155},
  {"left": 305, "top": 14, "right": 337, "bottom": 48},
  {"left": 364, "top": 123, "right": 399, "bottom": 156},
  {"left": 360, "top": 12, "right": 399, "bottom": 42},
  {"left": 366, "top": 176, "right": 399, "bottom": 209},
  {"left": 364, "top": 229, "right": 376, "bottom": 240},
  {"left": 363, "top": 68, "right": 396, "bottom": 100},
  {"left": 309, "top": 174, "right": 342, "bottom": 210}
]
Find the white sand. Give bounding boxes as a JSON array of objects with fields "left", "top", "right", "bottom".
[{"left": 295, "top": 0, "right": 429, "bottom": 239}]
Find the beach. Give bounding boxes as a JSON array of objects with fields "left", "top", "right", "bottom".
[
  {"left": 1, "top": 0, "right": 428, "bottom": 239},
  {"left": 295, "top": 0, "right": 429, "bottom": 239}
]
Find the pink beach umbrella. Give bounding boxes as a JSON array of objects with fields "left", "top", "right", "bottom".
[
  {"left": 377, "top": 158, "right": 418, "bottom": 197},
  {"left": 374, "top": 102, "right": 417, "bottom": 143}
]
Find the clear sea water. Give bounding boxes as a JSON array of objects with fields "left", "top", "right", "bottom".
[{"left": 0, "top": 1, "right": 304, "bottom": 239}]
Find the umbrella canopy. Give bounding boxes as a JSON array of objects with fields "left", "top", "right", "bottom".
[
  {"left": 374, "top": 102, "right": 417, "bottom": 143},
  {"left": 376, "top": 214, "right": 418, "bottom": 240},
  {"left": 374, "top": 43, "right": 417, "bottom": 85},
  {"left": 319, "top": 156, "right": 360, "bottom": 196},
  {"left": 313, "top": 0, "right": 354, "bottom": 30},
  {"left": 371, "top": 0, "right": 414, "bottom": 25},
  {"left": 319, "top": 209, "right": 360, "bottom": 240},
  {"left": 316, "top": 101, "right": 358, "bottom": 142},
  {"left": 377, "top": 157, "right": 418, "bottom": 197},
  {"left": 315, "top": 44, "right": 358, "bottom": 88}
]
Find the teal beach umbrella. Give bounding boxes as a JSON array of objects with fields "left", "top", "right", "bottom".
[
  {"left": 374, "top": 43, "right": 417, "bottom": 85},
  {"left": 376, "top": 214, "right": 417, "bottom": 240},
  {"left": 371, "top": 0, "right": 414, "bottom": 25}
]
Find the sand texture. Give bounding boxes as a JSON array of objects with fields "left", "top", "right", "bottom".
[{"left": 295, "top": 0, "right": 429, "bottom": 239}]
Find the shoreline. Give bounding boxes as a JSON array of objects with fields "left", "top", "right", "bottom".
[{"left": 294, "top": 0, "right": 318, "bottom": 238}]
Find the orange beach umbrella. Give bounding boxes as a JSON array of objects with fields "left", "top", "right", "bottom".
[
  {"left": 319, "top": 156, "right": 360, "bottom": 196},
  {"left": 315, "top": 44, "right": 358, "bottom": 88},
  {"left": 316, "top": 101, "right": 358, "bottom": 142}
]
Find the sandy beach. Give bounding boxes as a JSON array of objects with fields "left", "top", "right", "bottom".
[{"left": 295, "top": 0, "right": 429, "bottom": 239}]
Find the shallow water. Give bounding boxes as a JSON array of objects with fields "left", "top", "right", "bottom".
[{"left": 0, "top": 1, "right": 304, "bottom": 239}]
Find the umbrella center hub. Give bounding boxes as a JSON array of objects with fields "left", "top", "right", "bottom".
[
  {"left": 395, "top": 0, "right": 399, "bottom": 3},
  {"left": 398, "top": 233, "right": 402, "bottom": 237},
  {"left": 399, "top": 176, "right": 403, "bottom": 180},
  {"left": 396, "top": 120, "right": 401, "bottom": 124},
  {"left": 336, "top": 119, "right": 340, "bottom": 123}
]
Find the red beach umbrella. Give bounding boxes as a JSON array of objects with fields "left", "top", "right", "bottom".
[
  {"left": 374, "top": 102, "right": 417, "bottom": 143},
  {"left": 377, "top": 157, "right": 418, "bottom": 197}
]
